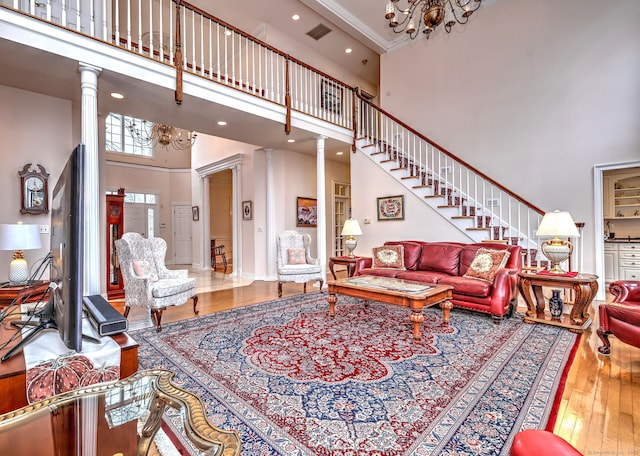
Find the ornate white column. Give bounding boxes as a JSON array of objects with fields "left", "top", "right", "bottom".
[
  {"left": 79, "top": 62, "right": 102, "bottom": 295},
  {"left": 202, "top": 175, "right": 211, "bottom": 270},
  {"left": 232, "top": 164, "right": 241, "bottom": 276},
  {"left": 265, "top": 149, "right": 275, "bottom": 279},
  {"left": 316, "top": 136, "right": 327, "bottom": 286}
]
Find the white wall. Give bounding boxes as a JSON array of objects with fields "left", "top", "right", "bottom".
[
  {"left": 192, "top": 133, "right": 349, "bottom": 278},
  {"left": 0, "top": 85, "right": 75, "bottom": 282},
  {"left": 369, "top": 0, "right": 640, "bottom": 276}
]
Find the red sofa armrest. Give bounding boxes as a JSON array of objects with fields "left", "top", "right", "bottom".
[
  {"left": 353, "top": 257, "right": 372, "bottom": 275},
  {"left": 609, "top": 280, "right": 640, "bottom": 303},
  {"left": 489, "top": 268, "right": 518, "bottom": 316}
]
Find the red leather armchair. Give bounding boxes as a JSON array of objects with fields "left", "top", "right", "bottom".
[
  {"left": 596, "top": 280, "right": 640, "bottom": 355},
  {"left": 510, "top": 430, "right": 582, "bottom": 456}
]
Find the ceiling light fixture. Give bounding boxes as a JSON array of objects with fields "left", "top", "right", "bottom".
[
  {"left": 217, "top": 121, "right": 227, "bottom": 126},
  {"left": 345, "top": 48, "right": 352, "bottom": 54},
  {"left": 127, "top": 120, "right": 197, "bottom": 151},
  {"left": 385, "top": 0, "right": 483, "bottom": 40},
  {"left": 110, "top": 92, "right": 124, "bottom": 99},
  {"left": 287, "top": 139, "right": 296, "bottom": 143},
  {"left": 292, "top": 14, "right": 300, "bottom": 21}
]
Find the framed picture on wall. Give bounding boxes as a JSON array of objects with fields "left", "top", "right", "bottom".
[
  {"left": 297, "top": 197, "right": 317, "bottom": 227},
  {"left": 242, "top": 200, "right": 253, "bottom": 220},
  {"left": 377, "top": 195, "right": 404, "bottom": 221},
  {"left": 192, "top": 205, "right": 199, "bottom": 221}
]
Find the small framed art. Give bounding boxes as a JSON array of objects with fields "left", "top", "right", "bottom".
[
  {"left": 296, "top": 197, "right": 317, "bottom": 227},
  {"left": 377, "top": 195, "right": 404, "bottom": 221},
  {"left": 242, "top": 200, "right": 253, "bottom": 220}
]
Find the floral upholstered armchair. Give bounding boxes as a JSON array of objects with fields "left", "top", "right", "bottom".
[
  {"left": 115, "top": 232, "right": 198, "bottom": 331},
  {"left": 276, "top": 230, "right": 324, "bottom": 297}
]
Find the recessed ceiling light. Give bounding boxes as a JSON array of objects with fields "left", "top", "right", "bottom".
[
  {"left": 345, "top": 48, "right": 353, "bottom": 54},
  {"left": 217, "top": 121, "right": 227, "bottom": 126},
  {"left": 110, "top": 92, "right": 124, "bottom": 99},
  {"left": 292, "top": 14, "right": 300, "bottom": 21},
  {"left": 336, "top": 151, "right": 344, "bottom": 156},
  {"left": 287, "top": 139, "right": 296, "bottom": 143}
]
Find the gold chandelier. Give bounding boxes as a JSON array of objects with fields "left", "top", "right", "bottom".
[
  {"left": 385, "top": 0, "right": 483, "bottom": 40},
  {"left": 127, "top": 120, "right": 197, "bottom": 151}
]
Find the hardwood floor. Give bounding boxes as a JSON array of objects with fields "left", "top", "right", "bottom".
[{"left": 114, "top": 273, "right": 639, "bottom": 454}]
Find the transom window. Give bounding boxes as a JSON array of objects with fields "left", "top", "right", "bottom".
[{"left": 105, "top": 112, "right": 154, "bottom": 157}]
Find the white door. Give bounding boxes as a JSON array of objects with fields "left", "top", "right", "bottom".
[
  {"left": 125, "top": 204, "right": 147, "bottom": 236},
  {"left": 173, "top": 205, "right": 193, "bottom": 264}
]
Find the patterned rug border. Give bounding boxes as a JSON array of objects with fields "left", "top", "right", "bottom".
[{"left": 132, "top": 291, "right": 579, "bottom": 455}]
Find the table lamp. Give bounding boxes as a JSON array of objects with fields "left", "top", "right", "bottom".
[
  {"left": 535, "top": 210, "right": 580, "bottom": 274},
  {"left": 0, "top": 223, "right": 42, "bottom": 284},
  {"left": 341, "top": 219, "right": 363, "bottom": 258}
]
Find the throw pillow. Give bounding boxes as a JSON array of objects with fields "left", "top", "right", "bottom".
[
  {"left": 372, "top": 245, "right": 405, "bottom": 269},
  {"left": 287, "top": 248, "right": 307, "bottom": 265},
  {"left": 463, "top": 248, "right": 511, "bottom": 283},
  {"left": 132, "top": 260, "right": 158, "bottom": 281}
]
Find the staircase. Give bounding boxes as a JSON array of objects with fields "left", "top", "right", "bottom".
[{"left": 355, "top": 95, "right": 547, "bottom": 264}]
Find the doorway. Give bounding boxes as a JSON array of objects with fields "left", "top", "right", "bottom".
[
  {"left": 208, "top": 170, "right": 233, "bottom": 271},
  {"left": 594, "top": 161, "right": 640, "bottom": 300}
]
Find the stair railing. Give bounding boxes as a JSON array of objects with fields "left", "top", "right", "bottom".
[{"left": 356, "top": 93, "right": 547, "bottom": 262}]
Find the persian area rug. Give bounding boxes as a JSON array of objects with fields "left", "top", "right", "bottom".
[{"left": 133, "top": 292, "right": 579, "bottom": 456}]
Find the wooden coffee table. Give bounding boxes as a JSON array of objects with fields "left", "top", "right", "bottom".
[{"left": 327, "top": 276, "right": 453, "bottom": 341}]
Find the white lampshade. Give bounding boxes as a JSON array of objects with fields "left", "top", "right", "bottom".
[
  {"left": 341, "top": 219, "right": 363, "bottom": 236},
  {"left": 536, "top": 210, "right": 580, "bottom": 238},
  {"left": 0, "top": 223, "right": 42, "bottom": 284}
]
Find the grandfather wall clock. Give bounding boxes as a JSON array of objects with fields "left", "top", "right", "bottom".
[
  {"left": 19, "top": 164, "right": 50, "bottom": 214},
  {"left": 106, "top": 188, "right": 126, "bottom": 299}
]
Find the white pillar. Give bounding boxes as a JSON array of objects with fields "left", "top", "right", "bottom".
[
  {"left": 316, "top": 136, "right": 327, "bottom": 286},
  {"left": 232, "top": 164, "right": 241, "bottom": 276},
  {"left": 202, "top": 175, "right": 211, "bottom": 270},
  {"left": 265, "top": 149, "right": 275, "bottom": 279},
  {"left": 79, "top": 62, "right": 102, "bottom": 295}
]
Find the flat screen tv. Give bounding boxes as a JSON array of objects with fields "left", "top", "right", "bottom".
[
  {"left": 0, "top": 145, "right": 85, "bottom": 361},
  {"left": 49, "top": 144, "right": 85, "bottom": 351}
]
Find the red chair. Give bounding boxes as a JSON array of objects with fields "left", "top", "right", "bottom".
[
  {"left": 510, "top": 430, "right": 582, "bottom": 456},
  {"left": 597, "top": 280, "right": 640, "bottom": 355}
]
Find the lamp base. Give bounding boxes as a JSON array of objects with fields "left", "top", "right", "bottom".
[
  {"left": 344, "top": 237, "right": 357, "bottom": 258},
  {"left": 8, "top": 258, "right": 29, "bottom": 284},
  {"left": 541, "top": 238, "right": 573, "bottom": 275}
]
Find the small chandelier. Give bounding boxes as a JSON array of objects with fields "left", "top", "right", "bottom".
[
  {"left": 127, "top": 120, "right": 197, "bottom": 151},
  {"left": 385, "top": 0, "right": 483, "bottom": 40}
]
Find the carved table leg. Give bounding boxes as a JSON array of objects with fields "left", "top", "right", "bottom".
[
  {"left": 409, "top": 310, "right": 425, "bottom": 341},
  {"left": 327, "top": 293, "right": 337, "bottom": 315},
  {"left": 439, "top": 298, "right": 453, "bottom": 327},
  {"left": 517, "top": 275, "right": 538, "bottom": 322},
  {"left": 569, "top": 280, "right": 598, "bottom": 327}
]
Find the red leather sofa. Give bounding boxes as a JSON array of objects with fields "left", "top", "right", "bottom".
[
  {"left": 510, "top": 430, "right": 582, "bottom": 456},
  {"left": 597, "top": 280, "right": 640, "bottom": 355},
  {"left": 355, "top": 241, "right": 522, "bottom": 323}
]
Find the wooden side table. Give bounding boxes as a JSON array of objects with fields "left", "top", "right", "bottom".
[
  {"left": 328, "top": 256, "right": 367, "bottom": 280},
  {"left": 517, "top": 271, "right": 598, "bottom": 333},
  {"left": 0, "top": 281, "right": 50, "bottom": 309}
]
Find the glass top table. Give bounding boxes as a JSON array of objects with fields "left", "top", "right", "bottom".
[{"left": 0, "top": 369, "right": 241, "bottom": 456}]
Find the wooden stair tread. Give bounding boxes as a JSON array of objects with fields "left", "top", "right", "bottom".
[
  {"left": 424, "top": 195, "right": 444, "bottom": 199},
  {"left": 413, "top": 185, "right": 433, "bottom": 189},
  {"left": 451, "top": 215, "right": 474, "bottom": 219},
  {"left": 481, "top": 239, "right": 509, "bottom": 243},
  {"left": 390, "top": 167, "right": 408, "bottom": 171},
  {"left": 467, "top": 227, "right": 491, "bottom": 231},
  {"left": 437, "top": 205, "right": 460, "bottom": 209},
  {"left": 401, "top": 176, "right": 419, "bottom": 180}
]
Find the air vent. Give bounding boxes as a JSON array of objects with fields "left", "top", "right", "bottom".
[{"left": 306, "top": 23, "right": 332, "bottom": 40}]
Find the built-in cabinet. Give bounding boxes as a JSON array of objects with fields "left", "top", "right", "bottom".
[
  {"left": 605, "top": 175, "right": 640, "bottom": 220},
  {"left": 604, "top": 242, "right": 640, "bottom": 284}
]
